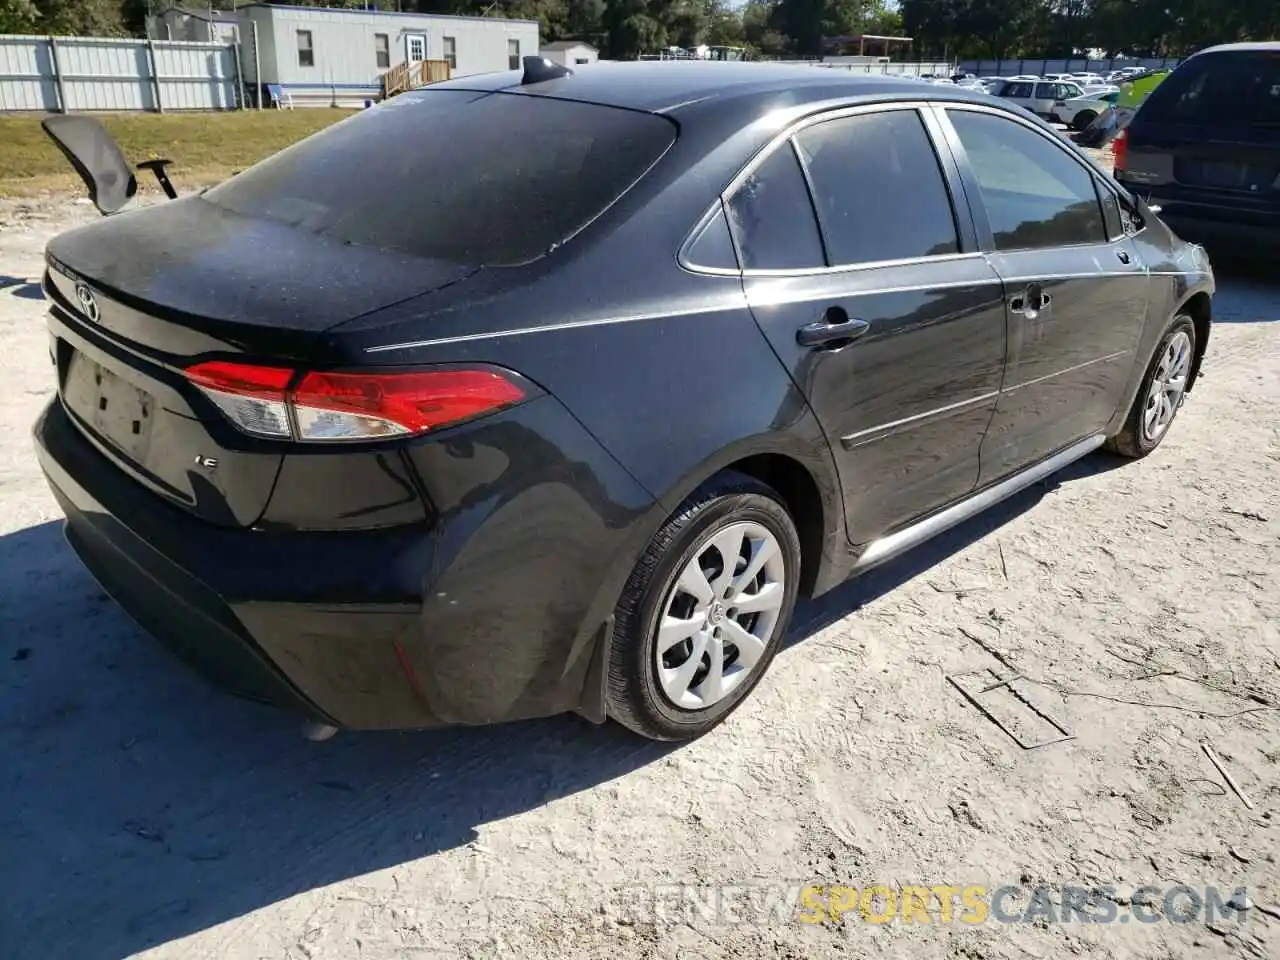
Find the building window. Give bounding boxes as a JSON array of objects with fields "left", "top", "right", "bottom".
[
  {"left": 375, "top": 33, "right": 390, "bottom": 69},
  {"left": 297, "top": 30, "right": 314, "bottom": 68},
  {"left": 443, "top": 37, "right": 456, "bottom": 70},
  {"left": 575, "top": 58, "right": 589, "bottom": 65},
  {"left": 507, "top": 39, "right": 520, "bottom": 71}
]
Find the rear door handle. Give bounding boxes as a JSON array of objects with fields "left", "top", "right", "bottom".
[
  {"left": 1009, "top": 285, "right": 1052, "bottom": 319},
  {"left": 797, "top": 311, "right": 870, "bottom": 348},
  {"left": 1116, "top": 249, "right": 1131, "bottom": 264}
]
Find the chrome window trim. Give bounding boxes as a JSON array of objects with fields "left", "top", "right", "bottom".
[
  {"left": 679, "top": 99, "right": 978, "bottom": 278},
  {"left": 929, "top": 101, "right": 1149, "bottom": 250}
]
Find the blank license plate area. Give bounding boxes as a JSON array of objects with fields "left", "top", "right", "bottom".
[{"left": 64, "top": 350, "right": 155, "bottom": 461}]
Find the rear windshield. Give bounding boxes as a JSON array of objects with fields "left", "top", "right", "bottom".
[
  {"left": 1141, "top": 52, "right": 1280, "bottom": 126},
  {"left": 202, "top": 90, "right": 676, "bottom": 265}
]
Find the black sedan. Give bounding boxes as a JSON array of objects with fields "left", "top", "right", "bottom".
[{"left": 34, "top": 60, "right": 1214, "bottom": 742}]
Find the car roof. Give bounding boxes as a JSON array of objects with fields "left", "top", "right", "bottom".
[
  {"left": 431, "top": 60, "right": 1001, "bottom": 115},
  {"left": 1190, "top": 41, "right": 1280, "bottom": 57}
]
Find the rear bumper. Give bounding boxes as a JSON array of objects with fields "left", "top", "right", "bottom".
[
  {"left": 1122, "top": 187, "right": 1280, "bottom": 249},
  {"left": 34, "top": 395, "right": 657, "bottom": 730},
  {"left": 1156, "top": 211, "right": 1280, "bottom": 252}
]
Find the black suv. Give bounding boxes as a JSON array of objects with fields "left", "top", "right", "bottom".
[{"left": 1115, "top": 42, "right": 1280, "bottom": 247}]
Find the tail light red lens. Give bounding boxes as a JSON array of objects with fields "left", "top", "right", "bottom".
[
  {"left": 185, "top": 361, "right": 294, "bottom": 439},
  {"left": 1112, "top": 128, "right": 1128, "bottom": 173},
  {"left": 291, "top": 369, "right": 528, "bottom": 441},
  {"left": 184, "top": 361, "right": 531, "bottom": 442}
]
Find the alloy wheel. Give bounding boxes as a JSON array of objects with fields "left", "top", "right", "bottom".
[
  {"left": 1142, "top": 330, "right": 1192, "bottom": 442},
  {"left": 653, "top": 521, "right": 786, "bottom": 710}
]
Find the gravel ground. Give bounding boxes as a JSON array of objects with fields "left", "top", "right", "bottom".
[{"left": 1, "top": 194, "right": 1277, "bottom": 960}]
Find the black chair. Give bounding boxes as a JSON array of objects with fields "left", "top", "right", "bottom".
[{"left": 41, "top": 115, "right": 178, "bottom": 216}]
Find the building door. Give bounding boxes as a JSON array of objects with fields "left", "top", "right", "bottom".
[{"left": 406, "top": 34, "right": 426, "bottom": 62}]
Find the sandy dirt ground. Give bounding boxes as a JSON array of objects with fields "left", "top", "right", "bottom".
[{"left": 1, "top": 191, "right": 1277, "bottom": 960}]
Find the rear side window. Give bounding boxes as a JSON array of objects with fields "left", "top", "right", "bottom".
[
  {"left": 202, "top": 91, "right": 676, "bottom": 266},
  {"left": 1004, "top": 82, "right": 1033, "bottom": 98},
  {"left": 725, "top": 144, "right": 824, "bottom": 270},
  {"left": 1141, "top": 52, "right": 1280, "bottom": 126},
  {"left": 948, "top": 109, "right": 1107, "bottom": 251},
  {"left": 793, "top": 111, "right": 958, "bottom": 265}
]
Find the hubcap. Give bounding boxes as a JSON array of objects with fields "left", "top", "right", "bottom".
[
  {"left": 1142, "top": 331, "right": 1191, "bottom": 442},
  {"left": 653, "top": 520, "right": 786, "bottom": 710}
]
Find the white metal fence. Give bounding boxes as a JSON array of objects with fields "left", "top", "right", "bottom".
[
  {"left": 0, "top": 35, "right": 243, "bottom": 112},
  {"left": 765, "top": 58, "right": 956, "bottom": 78},
  {"left": 956, "top": 57, "right": 1182, "bottom": 78}
]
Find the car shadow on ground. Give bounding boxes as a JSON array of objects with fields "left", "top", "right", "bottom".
[
  {"left": 1192, "top": 245, "right": 1280, "bottom": 324},
  {"left": 0, "top": 449, "right": 1132, "bottom": 959},
  {"left": 0, "top": 274, "right": 44, "bottom": 301}
]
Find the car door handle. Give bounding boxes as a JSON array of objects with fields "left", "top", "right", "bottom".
[
  {"left": 1009, "top": 287, "right": 1052, "bottom": 318},
  {"left": 1116, "top": 248, "right": 1131, "bottom": 264},
  {"left": 797, "top": 313, "right": 870, "bottom": 348}
]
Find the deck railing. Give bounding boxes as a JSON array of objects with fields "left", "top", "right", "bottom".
[{"left": 382, "top": 59, "right": 452, "bottom": 99}]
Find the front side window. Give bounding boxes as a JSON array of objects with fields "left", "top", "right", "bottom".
[
  {"left": 374, "top": 33, "right": 390, "bottom": 70},
  {"left": 793, "top": 110, "right": 958, "bottom": 266},
  {"left": 203, "top": 91, "right": 676, "bottom": 266},
  {"left": 508, "top": 39, "right": 520, "bottom": 71},
  {"left": 297, "top": 30, "right": 314, "bottom": 68},
  {"left": 948, "top": 109, "right": 1107, "bottom": 251},
  {"left": 725, "top": 144, "right": 824, "bottom": 270},
  {"left": 1034, "top": 82, "right": 1056, "bottom": 99}
]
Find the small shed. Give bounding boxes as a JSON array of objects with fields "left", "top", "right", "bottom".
[
  {"left": 148, "top": 4, "right": 239, "bottom": 44},
  {"left": 539, "top": 41, "right": 598, "bottom": 68}
]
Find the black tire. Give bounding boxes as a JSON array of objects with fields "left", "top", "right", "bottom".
[
  {"left": 605, "top": 472, "right": 802, "bottom": 741},
  {"left": 1072, "top": 110, "right": 1097, "bottom": 131},
  {"left": 1107, "top": 314, "right": 1196, "bottom": 459}
]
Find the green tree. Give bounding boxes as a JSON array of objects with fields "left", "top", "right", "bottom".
[
  {"left": 0, "top": 0, "right": 40, "bottom": 34},
  {"left": 33, "top": 0, "right": 127, "bottom": 35}
]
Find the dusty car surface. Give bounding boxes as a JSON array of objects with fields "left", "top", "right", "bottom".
[{"left": 34, "top": 60, "right": 1214, "bottom": 741}]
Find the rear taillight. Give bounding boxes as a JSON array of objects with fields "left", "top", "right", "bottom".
[
  {"left": 185, "top": 361, "right": 530, "bottom": 442},
  {"left": 1112, "top": 128, "right": 1128, "bottom": 173}
]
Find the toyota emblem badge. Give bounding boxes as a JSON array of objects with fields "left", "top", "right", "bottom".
[{"left": 74, "top": 281, "right": 100, "bottom": 323}]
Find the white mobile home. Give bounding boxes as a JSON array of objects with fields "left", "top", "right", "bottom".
[{"left": 218, "top": 3, "right": 540, "bottom": 107}]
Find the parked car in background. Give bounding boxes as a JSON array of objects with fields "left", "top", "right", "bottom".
[
  {"left": 990, "top": 78, "right": 1086, "bottom": 120},
  {"left": 33, "top": 62, "right": 1215, "bottom": 743},
  {"left": 1114, "top": 42, "right": 1280, "bottom": 247},
  {"left": 1054, "top": 90, "right": 1121, "bottom": 129},
  {"left": 1070, "top": 73, "right": 1107, "bottom": 85}
]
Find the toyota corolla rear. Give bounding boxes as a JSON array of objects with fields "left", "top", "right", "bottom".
[{"left": 32, "top": 87, "right": 675, "bottom": 730}]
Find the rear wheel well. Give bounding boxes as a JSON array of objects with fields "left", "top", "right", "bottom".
[
  {"left": 719, "top": 454, "right": 824, "bottom": 599},
  {"left": 1180, "top": 292, "right": 1211, "bottom": 391}
]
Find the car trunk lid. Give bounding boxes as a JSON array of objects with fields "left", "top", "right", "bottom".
[{"left": 44, "top": 200, "right": 478, "bottom": 529}]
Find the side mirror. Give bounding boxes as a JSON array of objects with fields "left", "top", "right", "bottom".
[{"left": 41, "top": 115, "right": 137, "bottom": 216}]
